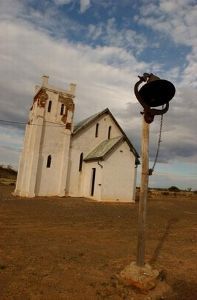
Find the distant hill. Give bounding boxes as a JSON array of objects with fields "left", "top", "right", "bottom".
[{"left": 0, "top": 165, "right": 17, "bottom": 179}]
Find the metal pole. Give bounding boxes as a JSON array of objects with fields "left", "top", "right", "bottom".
[{"left": 137, "top": 115, "right": 149, "bottom": 267}]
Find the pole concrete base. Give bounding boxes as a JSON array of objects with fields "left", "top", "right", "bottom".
[{"left": 119, "top": 262, "right": 171, "bottom": 298}]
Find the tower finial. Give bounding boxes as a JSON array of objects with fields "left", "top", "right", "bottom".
[
  {"left": 42, "top": 75, "right": 49, "bottom": 86},
  {"left": 69, "top": 83, "right": 76, "bottom": 96}
]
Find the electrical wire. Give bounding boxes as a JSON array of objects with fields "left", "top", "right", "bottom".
[{"left": 0, "top": 119, "right": 66, "bottom": 127}]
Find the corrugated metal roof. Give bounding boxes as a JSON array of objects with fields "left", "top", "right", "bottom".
[{"left": 84, "top": 136, "right": 123, "bottom": 161}]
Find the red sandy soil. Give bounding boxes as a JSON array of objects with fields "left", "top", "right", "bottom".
[{"left": 0, "top": 185, "right": 197, "bottom": 299}]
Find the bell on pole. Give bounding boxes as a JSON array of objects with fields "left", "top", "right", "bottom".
[
  {"left": 119, "top": 73, "right": 176, "bottom": 294},
  {"left": 134, "top": 73, "right": 176, "bottom": 123},
  {"left": 139, "top": 78, "right": 176, "bottom": 107},
  {"left": 135, "top": 73, "right": 175, "bottom": 268}
]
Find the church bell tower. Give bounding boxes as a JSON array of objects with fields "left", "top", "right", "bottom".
[{"left": 14, "top": 76, "right": 76, "bottom": 197}]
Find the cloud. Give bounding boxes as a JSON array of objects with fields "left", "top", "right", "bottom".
[
  {"left": 0, "top": 0, "right": 196, "bottom": 187},
  {"left": 80, "top": 0, "right": 91, "bottom": 13},
  {"left": 87, "top": 18, "right": 147, "bottom": 55},
  {"left": 0, "top": 125, "right": 23, "bottom": 168},
  {"left": 137, "top": 0, "right": 197, "bottom": 86},
  {"left": 0, "top": 17, "right": 149, "bottom": 167},
  {"left": 148, "top": 167, "right": 197, "bottom": 190},
  {"left": 53, "top": 0, "right": 72, "bottom": 5},
  {"left": 53, "top": 0, "right": 91, "bottom": 13},
  {"left": 0, "top": 0, "right": 24, "bottom": 19}
]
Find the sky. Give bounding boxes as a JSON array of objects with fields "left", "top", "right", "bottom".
[{"left": 0, "top": 0, "right": 197, "bottom": 190}]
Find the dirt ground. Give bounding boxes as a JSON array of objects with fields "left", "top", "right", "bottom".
[{"left": 0, "top": 185, "right": 197, "bottom": 300}]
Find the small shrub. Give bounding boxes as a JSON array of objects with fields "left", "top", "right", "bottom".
[
  {"left": 168, "top": 186, "right": 180, "bottom": 192},
  {"left": 0, "top": 264, "right": 6, "bottom": 270},
  {"left": 162, "top": 192, "right": 169, "bottom": 196}
]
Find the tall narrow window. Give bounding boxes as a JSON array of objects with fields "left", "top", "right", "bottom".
[
  {"left": 48, "top": 100, "right": 52, "bottom": 112},
  {"left": 79, "top": 153, "right": 83, "bottom": 172},
  {"left": 108, "top": 126, "right": 111, "bottom": 139},
  {"left": 95, "top": 123, "right": 99, "bottom": 137},
  {"left": 60, "top": 104, "right": 64, "bottom": 115},
  {"left": 46, "top": 155, "right": 52, "bottom": 168}
]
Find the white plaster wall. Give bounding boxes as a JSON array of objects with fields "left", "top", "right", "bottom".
[
  {"left": 45, "top": 91, "right": 67, "bottom": 124},
  {"left": 72, "top": 113, "right": 122, "bottom": 153},
  {"left": 34, "top": 125, "right": 71, "bottom": 196},
  {"left": 68, "top": 113, "right": 123, "bottom": 196},
  {"left": 14, "top": 124, "right": 31, "bottom": 195},
  {"left": 35, "top": 91, "right": 73, "bottom": 196},
  {"left": 66, "top": 148, "right": 81, "bottom": 196},
  {"left": 67, "top": 151, "right": 103, "bottom": 199},
  {"left": 101, "top": 141, "right": 136, "bottom": 202},
  {"left": 15, "top": 107, "right": 44, "bottom": 197}
]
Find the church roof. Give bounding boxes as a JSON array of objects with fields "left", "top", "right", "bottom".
[
  {"left": 73, "top": 108, "right": 109, "bottom": 135},
  {"left": 73, "top": 108, "right": 140, "bottom": 162},
  {"left": 84, "top": 136, "right": 123, "bottom": 161}
]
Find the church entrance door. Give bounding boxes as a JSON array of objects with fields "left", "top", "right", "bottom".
[{"left": 90, "top": 168, "right": 96, "bottom": 196}]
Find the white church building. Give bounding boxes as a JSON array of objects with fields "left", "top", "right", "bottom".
[{"left": 14, "top": 76, "right": 140, "bottom": 202}]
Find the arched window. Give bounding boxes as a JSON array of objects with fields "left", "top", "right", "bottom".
[
  {"left": 95, "top": 123, "right": 99, "bottom": 137},
  {"left": 60, "top": 104, "right": 64, "bottom": 115},
  {"left": 108, "top": 126, "right": 111, "bottom": 139},
  {"left": 46, "top": 155, "right": 52, "bottom": 168},
  {"left": 79, "top": 153, "right": 83, "bottom": 172},
  {"left": 48, "top": 100, "right": 52, "bottom": 112}
]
